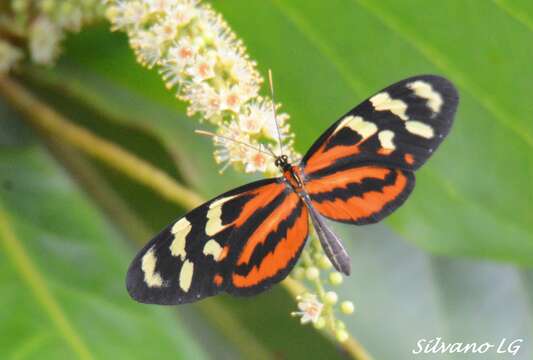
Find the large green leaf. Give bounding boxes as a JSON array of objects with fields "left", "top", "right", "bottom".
[
  {"left": 0, "top": 105, "right": 206, "bottom": 360},
  {"left": 47, "top": 0, "right": 533, "bottom": 265},
  {"left": 337, "top": 223, "right": 533, "bottom": 359},
  {"left": 5, "top": 1, "right": 533, "bottom": 358}
]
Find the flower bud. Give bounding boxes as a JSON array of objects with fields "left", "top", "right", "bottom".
[
  {"left": 305, "top": 266, "right": 320, "bottom": 281},
  {"left": 341, "top": 301, "right": 355, "bottom": 315},
  {"left": 313, "top": 317, "right": 326, "bottom": 330},
  {"left": 319, "top": 255, "right": 333, "bottom": 269},
  {"left": 324, "top": 291, "right": 338, "bottom": 305},
  {"left": 292, "top": 267, "right": 305, "bottom": 280},
  {"left": 336, "top": 329, "right": 349, "bottom": 343},
  {"left": 329, "top": 271, "right": 343, "bottom": 285}
]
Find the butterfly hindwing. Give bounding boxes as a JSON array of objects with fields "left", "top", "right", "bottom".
[
  {"left": 126, "top": 178, "right": 309, "bottom": 304},
  {"left": 302, "top": 75, "right": 459, "bottom": 174},
  {"left": 300, "top": 75, "right": 457, "bottom": 224},
  {"left": 303, "top": 164, "right": 415, "bottom": 224}
]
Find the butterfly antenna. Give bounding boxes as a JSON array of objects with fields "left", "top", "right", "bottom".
[
  {"left": 195, "top": 130, "right": 277, "bottom": 158},
  {"left": 268, "top": 69, "right": 284, "bottom": 156}
]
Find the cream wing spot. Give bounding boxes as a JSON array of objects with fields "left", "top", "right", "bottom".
[
  {"left": 334, "top": 115, "right": 377, "bottom": 139},
  {"left": 370, "top": 92, "right": 408, "bottom": 120},
  {"left": 141, "top": 246, "right": 164, "bottom": 288},
  {"left": 206, "top": 195, "right": 238, "bottom": 236},
  {"left": 179, "top": 259, "right": 194, "bottom": 292},
  {"left": 405, "top": 120, "right": 435, "bottom": 139},
  {"left": 378, "top": 130, "right": 396, "bottom": 150},
  {"left": 332, "top": 115, "right": 354, "bottom": 134},
  {"left": 203, "top": 239, "right": 223, "bottom": 261},
  {"left": 170, "top": 217, "right": 191, "bottom": 260},
  {"left": 407, "top": 80, "right": 443, "bottom": 113}
]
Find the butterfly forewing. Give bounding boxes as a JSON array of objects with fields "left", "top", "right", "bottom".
[
  {"left": 302, "top": 75, "right": 459, "bottom": 174},
  {"left": 126, "top": 178, "right": 309, "bottom": 304}
]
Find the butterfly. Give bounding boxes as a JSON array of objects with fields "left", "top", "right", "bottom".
[{"left": 126, "top": 74, "right": 459, "bottom": 304}]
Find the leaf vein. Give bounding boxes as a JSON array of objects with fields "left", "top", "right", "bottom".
[
  {"left": 493, "top": 0, "right": 533, "bottom": 32},
  {"left": 355, "top": 0, "right": 533, "bottom": 148}
]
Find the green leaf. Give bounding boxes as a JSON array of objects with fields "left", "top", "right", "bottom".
[
  {"left": 5, "top": 1, "right": 533, "bottom": 358},
  {"left": 49, "top": 0, "right": 533, "bottom": 264},
  {"left": 0, "top": 107, "right": 206, "bottom": 360},
  {"left": 336, "top": 222, "right": 533, "bottom": 359}
]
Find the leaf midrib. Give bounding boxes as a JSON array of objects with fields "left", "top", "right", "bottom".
[
  {"left": 493, "top": 0, "right": 533, "bottom": 32},
  {"left": 354, "top": 0, "right": 533, "bottom": 148}
]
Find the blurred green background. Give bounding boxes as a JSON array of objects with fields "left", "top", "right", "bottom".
[{"left": 1, "top": 0, "right": 533, "bottom": 359}]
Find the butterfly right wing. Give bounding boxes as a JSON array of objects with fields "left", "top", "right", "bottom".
[
  {"left": 300, "top": 75, "right": 457, "bottom": 225},
  {"left": 126, "top": 178, "right": 309, "bottom": 304}
]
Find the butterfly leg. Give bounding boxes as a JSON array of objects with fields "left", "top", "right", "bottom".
[{"left": 302, "top": 195, "right": 351, "bottom": 275}]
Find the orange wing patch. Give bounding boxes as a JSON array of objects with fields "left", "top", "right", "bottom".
[
  {"left": 206, "top": 182, "right": 286, "bottom": 238},
  {"left": 237, "top": 193, "right": 300, "bottom": 266},
  {"left": 305, "top": 167, "right": 391, "bottom": 195},
  {"left": 304, "top": 142, "right": 361, "bottom": 174},
  {"left": 404, "top": 153, "right": 415, "bottom": 165},
  {"left": 213, "top": 274, "right": 223, "bottom": 286},
  {"left": 232, "top": 203, "right": 308, "bottom": 288},
  {"left": 233, "top": 182, "right": 285, "bottom": 227},
  {"left": 306, "top": 166, "right": 413, "bottom": 224}
]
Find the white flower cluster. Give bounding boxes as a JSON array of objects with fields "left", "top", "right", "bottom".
[
  {"left": 0, "top": 0, "right": 103, "bottom": 72},
  {"left": 106, "top": 0, "right": 297, "bottom": 175}
]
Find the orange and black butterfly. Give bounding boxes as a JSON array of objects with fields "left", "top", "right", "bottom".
[{"left": 126, "top": 75, "right": 459, "bottom": 304}]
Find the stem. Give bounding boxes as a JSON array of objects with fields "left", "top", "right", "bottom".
[
  {"left": 0, "top": 75, "right": 372, "bottom": 360},
  {"left": 43, "top": 140, "right": 153, "bottom": 244},
  {"left": 0, "top": 76, "right": 203, "bottom": 210}
]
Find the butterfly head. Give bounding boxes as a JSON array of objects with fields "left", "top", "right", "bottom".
[{"left": 275, "top": 154, "right": 291, "bottom": 172}]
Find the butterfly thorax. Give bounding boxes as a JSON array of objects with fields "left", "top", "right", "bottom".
[
  {"left": 275, "top": 154, "right": 304, "bottom": 191},
  {"left": 283, "top": 165, "right": 304, "bottom": 191},
  {"left": 281, "top": 167, "right": 304, "bottom": 194}
]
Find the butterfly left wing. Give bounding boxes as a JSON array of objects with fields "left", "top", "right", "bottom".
[
  {"left": 300, "top": 75, "right": 458, "bottom": 224},
  {"left": 126, "top": 178, "right": 309, "bottom": 304}
]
